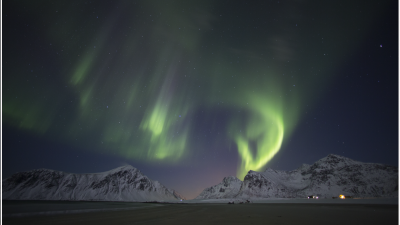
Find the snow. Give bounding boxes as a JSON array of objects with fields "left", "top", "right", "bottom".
[
  {"left": 195, "top": 154, "right": 398, "bottom": 200},
  {"left": 184, "top": 197, "right": 398, "bottom": 205},
  {"left": 2, "top": 165, "right": 184, "bottom": 202},
  {"left": 195, "top": 176, "right": 242, "bottom": 199}
]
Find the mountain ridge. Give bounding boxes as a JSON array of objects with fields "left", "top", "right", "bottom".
[
  {"left": 196, "top": 154, "right": 398, "bottom": 199},
  {"left": 2, "top": 165, "right": 185, "bottom": 202}
]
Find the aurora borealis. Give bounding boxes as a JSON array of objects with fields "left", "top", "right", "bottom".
[{"left": 2, "top": 0, "right": 398, "bottom": 199}]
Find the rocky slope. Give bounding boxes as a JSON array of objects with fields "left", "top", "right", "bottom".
[
  {"left": 195, "top": 176, "right": 242, "bottom": 199},
  {"left": 2, "top": 165, "right": 185, "bottom": 201},
  {"left": 196, "top": 154, "right": 398, "bottom": 199}
]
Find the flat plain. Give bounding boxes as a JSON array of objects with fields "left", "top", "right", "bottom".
[{"left": 3, "top": 202, "right": 398, "bottom": 225}]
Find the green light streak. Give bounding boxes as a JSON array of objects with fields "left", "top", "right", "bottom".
[
  {"left": 227, "top": 71, "right": 300, "bottom": 180},
  {"left": 70, "top": 53, "right": 94, "bottom": 86},
  {"left": 233, "top": 95, "right": 285, "bottom": 179},
  {"left": 3, "top": 102, "right": 53, "bottom": 134},
  {"left": 139, "top": 92, "right": 190, "bottom": 161},
  {"left": 141, "top": 103, "right": 168, "bottom": 136}
]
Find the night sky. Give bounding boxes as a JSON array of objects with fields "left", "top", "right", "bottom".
[{"left": 2, "top": 0, "right": 398, "bottom": 199}]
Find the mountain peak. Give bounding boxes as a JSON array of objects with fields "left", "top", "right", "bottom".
[
  {"left": 196, "top": 154, "right": 398, "bottom": 199},
  {"left": 2, "top": 165, "right": 184, "bottom": 201},
  {"left": 317, "top": 154, "right": 354, "bottom": 164},
  {"left": 195, "top": 175, "right": 243, "bottom": 199},
  {"left": 105, "top": 165, "right": 138, "bottom": 173},
  {"left": 264, "top": 168, "right": 276, "bottom": 172},
  {"left": 296, "top": 163, "right": 311, "bottom": 171},
  {"left": 115, "top": 165, "right": 135, "bottom": 170},
  {"left": 223, "top": 176, "right": 240, "bottom": 181},
  {"left": 327, "top": 153, "right": 346, "bottom": 158}
]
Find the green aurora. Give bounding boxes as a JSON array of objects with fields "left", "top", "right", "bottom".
[{"left": 2, "top": 0, "right": 381, "bottom": 180}]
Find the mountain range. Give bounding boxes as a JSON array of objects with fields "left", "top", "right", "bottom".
[
  {"left": 2, "top": 165, "right": 185, "bottom": 201},
  {"left": 3, "top": 154, "right": 397, "bottom": 201},
  {"left": 195, "top": 154, "right": 398, "bottom": 199}
]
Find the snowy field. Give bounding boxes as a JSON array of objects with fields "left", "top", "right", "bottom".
[
  {"left": 3, "top": 200, "right": 398, "bottom": 225},
  {"left": 3, "top": 198, "right": 397, "bottom": 218},
  {"left": 182, "top": 197, "right": 399, "bottom": 205},
  {"left": 2, "top": 200, "right": 163, "bottom": 217}
]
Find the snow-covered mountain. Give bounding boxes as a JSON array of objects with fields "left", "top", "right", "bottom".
[
  {"left": 195, "top": 176, "right": 242, "bottom": 199},
  {"left": 2, "top": 165, "right": 185, "bottom": 201},
  {"left": 196, "top": 154, "right": 398, "bottom": 199}
]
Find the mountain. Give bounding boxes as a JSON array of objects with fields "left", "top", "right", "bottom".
[
  {"left": 195, "top": 176, "right": 242, "bottom": 199},
  {"left": 196, "top": 154, "right": 398, "bottom": 199},
  {"left": 2, "top": 165, "right": 185, "bottom": 201}
]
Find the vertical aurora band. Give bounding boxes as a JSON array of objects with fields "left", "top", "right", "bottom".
[
  {"left": 231, "top": 97, "right": 285, "bottom": 179},
  {"left": 139, "top": 98, "right": 189, "bottom": 161},
  {"left": 229, "top": 76, "right": 299, "bottom": 180}
]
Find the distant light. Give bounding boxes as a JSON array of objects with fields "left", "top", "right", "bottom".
[{"left": 380, "top": 45, "right": 382, "bottom": 47}]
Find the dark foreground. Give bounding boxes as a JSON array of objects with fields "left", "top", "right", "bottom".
[{"left": 3, "top": 203, "right": 398, "bottom": 225}]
